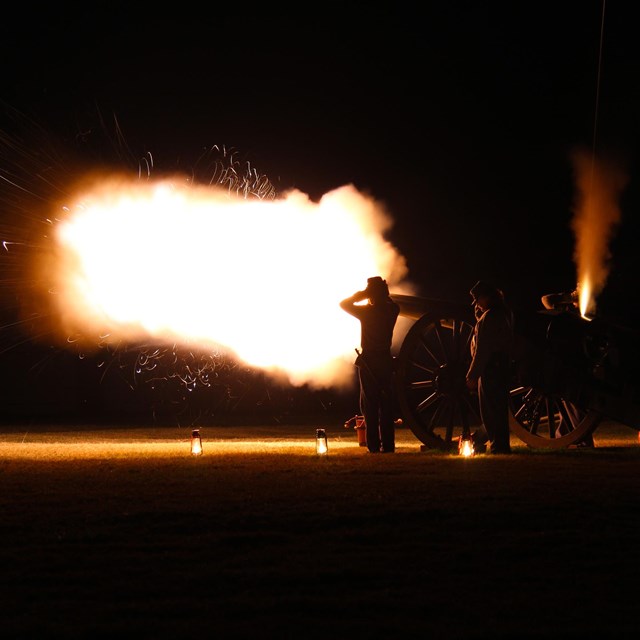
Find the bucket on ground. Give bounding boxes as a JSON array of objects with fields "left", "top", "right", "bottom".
[{"left": 344, "top": 414, "right": 367, "bottom": 446}]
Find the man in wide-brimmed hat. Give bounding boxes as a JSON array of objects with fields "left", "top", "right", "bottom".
[{"left": 340, "top": 277, "right": 400, "bottom": 453}]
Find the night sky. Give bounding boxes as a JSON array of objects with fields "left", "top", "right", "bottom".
[{"left": 1, "top": 2, "right": 639, "bottom": 420}]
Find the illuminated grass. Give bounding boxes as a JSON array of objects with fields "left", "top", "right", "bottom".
[
  {"left": 0, "top": 420, "right": 637, "bottom": 460},
  {"left": 1, "top": 420, "right": 639, "bottom": 638}
]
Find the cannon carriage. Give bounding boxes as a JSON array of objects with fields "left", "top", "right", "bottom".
[{"left": 389, "top": 292, "right": 640, "bottom": 451}]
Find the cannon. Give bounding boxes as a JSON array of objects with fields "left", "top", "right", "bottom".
[{"left": 389, "top": 292, "right": 640, "bottom": 451}]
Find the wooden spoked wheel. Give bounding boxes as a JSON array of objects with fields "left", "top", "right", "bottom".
[
  {"left": 508, "top": 386, "right": 602, "bottom": 449},
  {"left": 394, "top": 312, "right": 481, "bottom": 451}
]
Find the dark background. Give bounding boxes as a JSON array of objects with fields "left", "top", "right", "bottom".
[{"left": 1, "top": 1, "right": 639, "bottom": 423}]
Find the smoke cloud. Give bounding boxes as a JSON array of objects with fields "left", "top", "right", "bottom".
[{"left": 570, "top": 148, "right": 627, "bottom": 316}]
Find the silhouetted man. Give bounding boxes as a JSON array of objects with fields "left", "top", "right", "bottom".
[
  {"left": 340, "top": 277, "right": 400, "bottom": 453},
  {"left": 465, "top": 280, "right": 514, "bottom": 454}
]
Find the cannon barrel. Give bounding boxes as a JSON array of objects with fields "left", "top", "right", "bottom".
[{"left": 390, "top": 293, "right": 473, "bottom": 322}]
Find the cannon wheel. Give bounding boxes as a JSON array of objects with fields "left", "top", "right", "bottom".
[
  {"left": 395, "top": 310, "right": 603, "bottom": 451},
  {"left": 395, "top": 311, "right": 481, "bottom": 451},
  {"left": 507, "top": 386, "right": 602, "bottom": 449}
]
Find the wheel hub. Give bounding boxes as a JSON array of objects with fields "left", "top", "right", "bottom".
[{"left": 434, "top": 362, "right": 466, "bottom": 396}]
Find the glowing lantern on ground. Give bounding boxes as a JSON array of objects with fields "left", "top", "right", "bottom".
[
  {"left": 316, "top": 428, "right": 328, "bottom": 455},
  {"left": 458, "top": 434, "right": 474, "bottom": 458},
  {"left": 191, "top": 429, "right": 203, "bottom": 456}
]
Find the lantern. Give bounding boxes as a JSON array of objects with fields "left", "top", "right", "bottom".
[
  {"left": 316, "top": 428, "right": 328, "bottom": 455},
  {"left": 191, "top": 429, "right": 203, "bottom": 456},
  {"left": 458, "top": 434, "right": 474, "bottom": 458}
]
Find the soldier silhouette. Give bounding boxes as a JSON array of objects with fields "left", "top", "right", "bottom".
[{"left": 340, "top": 277, "right": 400, "bottom": 453}]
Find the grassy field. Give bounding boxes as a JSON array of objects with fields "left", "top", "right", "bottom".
[{"left": 1, "top": 420, "right": 640, "bottom": 639}]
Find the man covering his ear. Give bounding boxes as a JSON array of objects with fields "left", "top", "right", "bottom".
[{"left": 340, "top": 277, "right": 400, "bottom": 453}]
